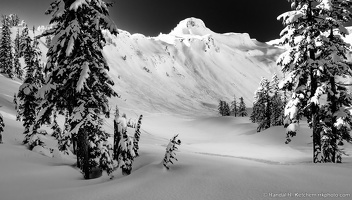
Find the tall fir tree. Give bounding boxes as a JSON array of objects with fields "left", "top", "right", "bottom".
[
  {"left": 277, "top": 0, "right": 352, "bottom": 163},
  {"left": 218, "top": 100, "right": 230, "bottom": 116},
  {"left": 270, "top": 74, "right": 284, "bottom": 126},
  {"left": 238, "top": 97, "right": 247, "bottom": 117},
  {"left": 113, "top": 111, "right": 122, "bottom": 161},
  {"left": 223, "top": 101, "right": 230, "bottom": 116},
  {"left": 231, "top": 95, "right": 238, "bottom": 117},
  {"left": 13, "top": 29, "right": 23, "bottom": 80},
  {"left": 278, "top": 0, "right": 323, "bottom": 162},
  {"left": 218, "top": 100, "right": 224, "bottom": 116},
  {"left": 314, "top": 0, "right": 352, "bottom": 163},
  {"left": 35, "top": 0, "right": 119, "bottom": 178},
  {"left": 17, "top": 29, "right": 43, "bottom": 145},
  {"left": 118, "top": 128, "right": 135, "bottom": 175},
  {"left": 251, "top": 77, "right": 271, "bottom": 131},
  {"left": 0, "top": 15, "right": 14, "bottom": 78}
]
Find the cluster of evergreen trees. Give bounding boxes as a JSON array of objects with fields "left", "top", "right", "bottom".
[
  {"left": 218, "top": 95, "right": 247, "bottom": 117},
  {"left": 4, "top": 0, "right": 183, "bottom": 178},
  {"left": 278, "top": 0, "right": 352, "bottom": 163},
  {"left": 0, "top": 14, "right": 27, "bottom": 79},
  {"left": 250, "top": 74, "right": 285, "bottom": 132}
]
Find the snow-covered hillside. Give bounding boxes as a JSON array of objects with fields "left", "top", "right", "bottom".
[
  {"left": 1, "top": 71, "right": 352, "bottom": 200},
  {"left": 3, "top": 18, "right": 282, "bottom": 116},
  {"left": 15, "top": 17, "right": 274, "bottom": 116},
  {"left": 102, "top": 18, "right": 283, "bottom": 115}
]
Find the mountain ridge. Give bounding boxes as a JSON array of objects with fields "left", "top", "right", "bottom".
[
  {"left": 9, "top": 17, "right": 284, "bottom": 116},
  {"left": 100, "top": 17, "right": 283, "bottom": 115}
]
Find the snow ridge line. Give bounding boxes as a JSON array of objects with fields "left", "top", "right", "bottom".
[{"left": 192, "top": 152, "right": 292, "bottom": 165}]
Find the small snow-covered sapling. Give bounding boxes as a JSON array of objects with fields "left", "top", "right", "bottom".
[
  {"left": 163, "top": 134, "right": 181, "bottom": 170},
  {"left": 0, "top": 111, "right": 5, "bottom": 144},
  {"left": 133, "top": 115, "right": 143, "bottom": 157}
]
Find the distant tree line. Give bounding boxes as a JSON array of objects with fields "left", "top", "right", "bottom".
[
  {"left": 218, "top": 95, "right": 247, "bottom": 117},
  {"left": 0, "top": 14, "right": 39, "bottom": 80}
]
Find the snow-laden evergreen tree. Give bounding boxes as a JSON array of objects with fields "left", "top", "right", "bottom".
[
  {"left": 114, "top": 113, "right": 134, "bottom": 175},
  {"left": 251, "top": 77, "right": 271, "bottom": 131},
  {"left": 113, "top": 112, "right": 122, "bottom": 161},
  {"left": 270, "top": 74, "right": 284, "bottom": 126},
  {"left": 8, "top": 14, "right": 20, "bottom": 27},
  {"left": 13, "top": 29, "right": 23, "bottom": 80},
  {"left": 223, "top": 101, "right": 230, "bottom": 116},
  {"left": 277, "top": 0, "right": 352, "bottom": 163},
  {"left": 278, "top": 0, "right": 323, "bottom": 162},
  {"left": 133, "top": 115, "right": 143, "bottom": 157},
  {"left": 313, "top": 0, "right": 352, "bottom": 163},
  {"left": 218, "top": 100, "right": 230, "bottom": 116},
  {"left": 163, "top": 134, "right": 181, "bottom": 170},
  {"left": 218, "top": 100, "right": 224, "bottom": 116},
  {"left": 118, "top": 130, "right": 135, "bottom": 175},
  {"left": 0, "top": 15, "right": 14, "bottom": 78},
  {"left": 17, "top": 34, "right": 43, "bottom": 145},
  {"left": 238, "top": 97, "right": 247, "bottom": 117},
  {"left": 20, "top": 25, "right": 29, "bottom": 56},
  {"left": 231, "top": 95, "right": 238, "bottom": 117},
  {"left": 0, "top": 110, "right": 4, "bottom": 144},
  {"left": 34, "top": 0, "right": 119, "bottom": 178}
]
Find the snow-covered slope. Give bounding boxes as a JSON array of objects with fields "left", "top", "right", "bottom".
[
  {"left": 10, "top": 17, "right": 282, "bottom": 116},
  {"left": 100, "top": 18, "right": 283, "bottom": 115},
  {"left": 1, "top": 71, "right": 352, "bottom": 200}
]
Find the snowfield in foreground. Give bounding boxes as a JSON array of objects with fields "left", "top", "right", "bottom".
[{"left": 1, "top": 74, "right": 352, "bottom": 200}]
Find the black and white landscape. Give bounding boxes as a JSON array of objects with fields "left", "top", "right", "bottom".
[{"left": 0, "top": 1, "right": 352, "bottom": 200}]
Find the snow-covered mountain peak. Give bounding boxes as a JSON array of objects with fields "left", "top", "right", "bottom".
[{"left": 170, "top": 17, "right": 211, "bottom": 37}]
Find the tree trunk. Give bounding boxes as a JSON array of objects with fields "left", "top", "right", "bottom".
[
  {"left": 307, "top": 2, "right": 321, "bottom": 163},
  {"left": 77, "top": 126, "right": 90, "bottom": 179},
  {"left": 330, "top": 77, "right": 337, "bottom": 163},
  {"left": 310, "top": 49, "right": 321, "bottom": 163},
  {"left": 83, "top": 129, "right": 89, "bottom": 179}
]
